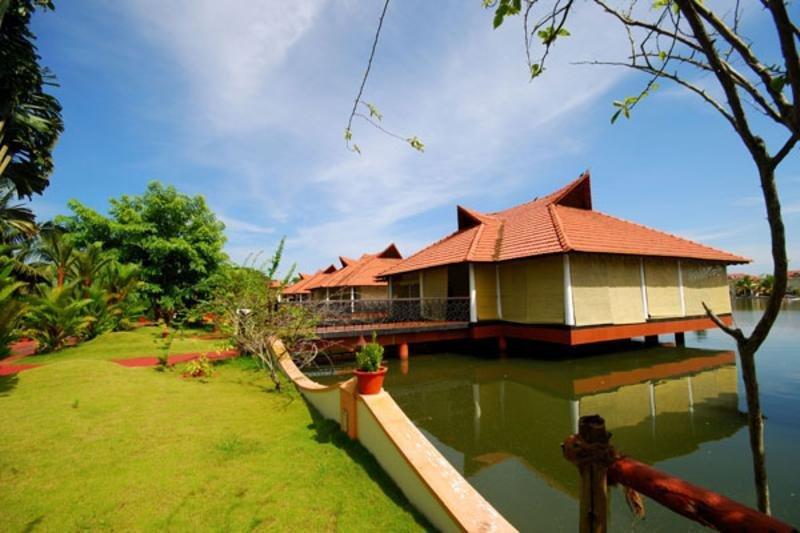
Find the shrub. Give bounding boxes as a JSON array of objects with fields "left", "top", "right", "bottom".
[
  {"left": 0, "top": 261, "right": 27, "bottom": 357},
  {"left": 356, "top": 334, "right": 384, "bottom": 372},
  {"left": 24, "top": 284, "right": 94, "bottom": 352},
  {"left": 183, "top": 354, "right": 213, "bottom": 378}
]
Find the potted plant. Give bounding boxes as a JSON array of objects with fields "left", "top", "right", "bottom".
[{"left": 354, "top": 334, "right": 387, "bottom": 395}]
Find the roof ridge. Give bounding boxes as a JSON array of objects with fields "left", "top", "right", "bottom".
[
  {"left": 466, "top": 222, "right": 486, "bottom": 261},
  {"left": 548, "top": 204, "right": 573, "bottom": 252},
  {"left": 555, "top": 205, "right": 750, "bottom": 262},
  {"left": 338, "top": 255, "right": 375, "bottom": 286},
  {"left": 379, "top": 226, "right": 479, "bottom": 276},
  {"left": 492, "top": 221, "right": 505, "bottom": 261},
  {"left": 544, "top": 170, "right": 591, "bottom": 206}
]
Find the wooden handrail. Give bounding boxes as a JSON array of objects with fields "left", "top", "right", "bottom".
[{"left": 563, "top": 415, "right": 796, "bottom": 532}]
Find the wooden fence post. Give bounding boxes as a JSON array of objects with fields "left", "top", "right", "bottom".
[{"left": 562, "top": 415, "right": 614, "bottom": 533}]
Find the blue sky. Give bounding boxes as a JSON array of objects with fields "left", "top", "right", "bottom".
[{"left": 27, "top": 1, "right": 799, "bottom": 275}]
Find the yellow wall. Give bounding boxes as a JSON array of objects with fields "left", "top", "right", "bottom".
[
  {"left": 360, "top": 286, "right": 388, "bottom": 300},
  {"left": 422, "top": 267, "right": 448, "bottom": 298},
  {"left": 644, "top": 258, "right": 682, "bottom": 318},
  {"left": 571, "top": 254, "right": 643, "bottom": 326},
  {"left": 498, "top": 255, "right": 565, "bottom": 324},
  {"left": 474, "top": 264, "right": 499, "bottom": 320},
  {"left": 683, "top": 262, "right": 731, "bottom": 316},
  {"left": 421, "top": 267, "right": 448, "bottom": 320},
  {"left": 580, "top": 383, "right": 651, "bottom": 428},
  {"left": 644, "top": 259, "right": 731, "bottom": 318}
]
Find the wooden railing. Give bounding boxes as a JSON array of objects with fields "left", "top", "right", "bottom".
[{"left": 562, "top": 415, "right": 796, "bottom": 532}]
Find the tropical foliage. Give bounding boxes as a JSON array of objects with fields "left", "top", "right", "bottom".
[
  {"left": 0, "top": 252, "right": 27, "bottom": 357},
  {"left": 61, "top": 181, "right": 228, "bottom": 322},
  {"left": 207, "top": 240, "right": 318, "bottom": 391},
  {"left": 0, "top": 0, "right": 63, "bottom": 198},
  {"left": 733, "top": 274, "right": 783, "bottom": 298},
  {"left": 23, "top": 283, "right": 93, "bottom": 352}
]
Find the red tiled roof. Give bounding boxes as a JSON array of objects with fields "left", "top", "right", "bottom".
[
  {"left": 283, "top": 265, "right": 338, "bottom": 295},
  {"left": 319, "top": 244, "right": 403, "bottom": 288},
  {"left": 381, "top": 172, "right": 749, "bottom": 276}
]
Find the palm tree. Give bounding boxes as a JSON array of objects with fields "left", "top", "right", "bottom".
[
  {"left": 24, "top": 282, "right": 93, "bottom": 352},
  {"left": 72, "top": 241, "right": 111, "bottom": 288},
  {"left": 0, "top": 181, "right": 36, "bottom": 242},
  {"left": 0, "top": 1, "right": 64, "bottom": 199},
  {"left": 735, "top": 275, "right": 759, "bottom": 298},
  {"left": 758, "top": 275, "right": 776, "bottom": 297},
  {"left": 0, "top": 258, "right": 26, "bottom": 357},
  {"left": 34, "top": 224, "right": 75, "bottom": 287}
]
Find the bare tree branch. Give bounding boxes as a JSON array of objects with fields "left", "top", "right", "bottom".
[
  {"left": 345, "top": 0, "right": 391, "bottom": 153},
  {"left": 703, "top": 302, "right": 745, "bottom": 343},
  {"left": 691, "top": 0, "right": 794, "bottom": 125}
]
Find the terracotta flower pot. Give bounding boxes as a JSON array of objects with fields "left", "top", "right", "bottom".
[{"left": 354, "top": 366, "right": 388, "bottom": 395}]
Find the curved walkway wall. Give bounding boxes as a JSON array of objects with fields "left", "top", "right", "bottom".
[{"left": 272, "top": 338, "right": 516, "bottom": 533}]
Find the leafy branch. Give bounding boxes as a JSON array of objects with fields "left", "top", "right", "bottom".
[{"left": 344, "top": 0, "right": 424, "bottom": 154}]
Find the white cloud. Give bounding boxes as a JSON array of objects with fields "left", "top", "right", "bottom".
[
  {"left": 119, "top": 1, "right": 631, "bottom": 269},
  {"left": 123, "top": 0, "right": 326, "bottom": 135},
  {"left": 218, "top": 215, "right": 274, "bottom": 235}
]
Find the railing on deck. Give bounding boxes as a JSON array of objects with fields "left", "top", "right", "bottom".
[
  {"left": 284, "top": 297, "right": 471, "bottom": 327},
  {"left": 562, "top": 415, "right": 795, "bottom": 532}
]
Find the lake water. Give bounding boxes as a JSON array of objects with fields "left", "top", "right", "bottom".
[{"left": 350, "top": 300, "right": 800, "bottom": 530}]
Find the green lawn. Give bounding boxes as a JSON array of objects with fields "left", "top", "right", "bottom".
[
  {"left": 23, "top": 326, "right": 226, "bottom": 365},
  {"left": 0, "top": 348, "right": 428, "bottom": 530}
]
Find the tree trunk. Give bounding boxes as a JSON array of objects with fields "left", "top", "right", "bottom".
[{"left": 737, "top": 342, "right": 771, "bottom": 514}]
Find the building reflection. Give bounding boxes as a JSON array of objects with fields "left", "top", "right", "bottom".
[{"left": 387, "top": 346, "right": 744, "bottom": 500}]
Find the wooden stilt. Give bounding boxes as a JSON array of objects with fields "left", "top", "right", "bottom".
[
  {"left": 644, "top": 335, "right": 659, "bottom": 346},
  {"left": 675, "top": 332, "right": 685, "bottom": 347},
  {"left": 497, "top": 335, "right": 508, "bottom": 354},
  {"left": 398, "top": 343, "right": 409, "bottom": 361},
  {"left": 563, "top": 415, "right": 611, "bottom": 533}
]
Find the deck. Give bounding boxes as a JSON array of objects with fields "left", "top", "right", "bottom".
[{"left": 288, "top": 299, "right": 733, "bottom": 350}]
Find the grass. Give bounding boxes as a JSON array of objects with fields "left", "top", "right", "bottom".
[
  {"left": 22, "top": 326, "right": 225, "bottom": 365},
  {"left": 0, "top": 346, "right": 428, "bottom": 531}
]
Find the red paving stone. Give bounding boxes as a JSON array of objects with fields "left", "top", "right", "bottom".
[
  {"left": 8, "top": 339, "right": 37, "bottom": 357},
  {"left": 0, "top": 345, "right": 238, "bottom": 375},
  {"left": 0, "top": 363, "right": 40, "bottom": 376},
  {"left": 113, "top": 349, "right": 238, "bottom": 368}
]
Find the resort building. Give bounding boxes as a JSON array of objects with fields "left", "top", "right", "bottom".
[
  {"left": 378, "top": 172, "right": 748, "bottom": 346},
  {"left": 283, "top": 245, "right": 403, "bottom": 302},
  {"left": 282, "top": 264, "right": 338, "bottom": 301}
]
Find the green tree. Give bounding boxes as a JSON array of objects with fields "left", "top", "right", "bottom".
[
  {"left": 32, "top": 223, "right": 75, "bottom": 287},
  {"left": 0, "top": 251, "right": 27, "bottom": 357},
  {"left": 207, "top": 240, "right": 318, "bottom": 392},
  {"left": 61, "top": 181, "right": 228, "bottom": 321},
  {"left": 72, "top": 241, "right": 111, "bottom": 288},
  {"left": 758, "top": 274, "right": 776, "bottom": 297},
  {"left": 0, "top": 183, "right": 36, "bottom": 242},
  {"left": 0, "top": 0, "right": 63, "bottom": 198}
]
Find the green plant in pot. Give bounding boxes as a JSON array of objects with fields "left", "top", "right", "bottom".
[{"left": 354, "top": 333, "right": 386, "bottom": 395}]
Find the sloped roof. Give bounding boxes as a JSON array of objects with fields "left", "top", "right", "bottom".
[
  {"left": 318, "top": 244, "right": 403, "bottom": 288},
  {"left": 283, "top": 265, "right": 338, "bottom": 295},
  {"left": 381, "top": 172, "right": 748, "bottom": 276}
]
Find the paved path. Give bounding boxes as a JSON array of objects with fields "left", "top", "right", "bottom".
[
  {"left": 0, "top": 342, "right": 238, "bottom": 375},
  {"left": 113, "top": 349, "right": 238, "bottom": 367}
]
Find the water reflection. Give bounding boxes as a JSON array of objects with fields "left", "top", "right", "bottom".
[{"left": 384, "top": 346, "right": 746, "bottom": 529}]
